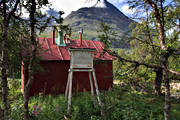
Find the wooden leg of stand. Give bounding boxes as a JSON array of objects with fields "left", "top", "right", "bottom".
[
  {"left": 92, "top": 70, "right": 106, "bottom": 117},
  {"left": 65, "top": 71, "right": 70, "bottom": 100},
  {"left": 92, "top": 71, "right": 102, "bottom": 106},
  {"left": 67, "top": 70, "right": 73, "bottom": 115},
  {"left": 89, "top": 71, "right": 96, "bottom": 105}
]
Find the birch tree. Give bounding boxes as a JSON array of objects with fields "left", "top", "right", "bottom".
[
  {"left": 0, "top": 0, "right": 20, "bottom": 119},
  {"left": 128, "top": 1, "right": 179, "bottom": 119},
  {"left": 22, "top": 0, "right": 53, "bottom": 119},
  {"left": 98, "top": 0, "right": 180, "bottom": 120}
]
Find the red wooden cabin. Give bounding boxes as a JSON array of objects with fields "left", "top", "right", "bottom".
[{"left": 21, "top": 31, "right": 114, "bottom": 96}]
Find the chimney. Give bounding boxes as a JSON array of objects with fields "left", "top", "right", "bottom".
[
  {"left": 79, "top": 29, "right": 83, "bottom": 46},
  {"left": 58, "top": 29, "right": 65, "bottom": 46},
  {"left": 52, "top": 26, "right": 56, "bottom": 45}
]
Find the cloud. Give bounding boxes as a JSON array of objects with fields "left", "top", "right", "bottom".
[
  {"left": 110, "top": 0, "right": 124, "bottom": 4},
  {"left": 22, "top": 0, "right": 127, "bottom": 18},
  {"left": 121, "top": 4, "right": 136, "bottom": 15},
  {"left": 21, "top": 0, "right": 135, "bottom": 19},
  {"left": 49, "top": 0, "right": 97, "bottom": 17},
  {"left": 48, "top": 0, "right": 127, "bottom": 17},
  {"left": 46, "top": 0, "right": 136, "bottom": 18}
]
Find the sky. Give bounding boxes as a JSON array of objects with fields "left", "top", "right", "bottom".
[
  {"left": 48, "top": 0, "right": 134, "bottom": 18},
  {"left": 22, "top": 0, "right": 172, "bottom": 19}
]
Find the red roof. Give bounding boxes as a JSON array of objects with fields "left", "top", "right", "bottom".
[{"left": 38, "top": 37, "right": 114, "bottom": 61}]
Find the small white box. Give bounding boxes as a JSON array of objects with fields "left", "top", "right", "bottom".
[{"left": 69, "top": 48, "right": 96, "bottom": 69}]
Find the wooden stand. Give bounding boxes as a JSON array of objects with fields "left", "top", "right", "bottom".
[{"left": 65, "top": 68, "right": 102, "bottom": 115}]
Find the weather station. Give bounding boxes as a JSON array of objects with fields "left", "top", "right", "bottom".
[{"left": 65, "top": 29, "right": 102, "bottom": 115}]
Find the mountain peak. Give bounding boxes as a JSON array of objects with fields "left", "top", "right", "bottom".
[
  {"left": 63, "top": 0, "right": 134, "bottom": 48},
  {"left": 93, "top": 0, "right": 108, "bottom": 8}
]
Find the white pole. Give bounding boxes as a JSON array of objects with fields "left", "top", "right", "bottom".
[
  {"left": 67, "top": 70, "right": 73, "bottom": 115},
  {"left": 89, "top": 71, "right": 96, "bottom": 104},
  {"left": 92, "top": 70, "right": 102, "bottom": 106},
  {"left": 65, "top": 70, "right": 70, "bottom": 100}
]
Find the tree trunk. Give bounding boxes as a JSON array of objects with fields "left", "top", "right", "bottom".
[
  {"left": 24, "top": 86, "right": 30, "bottom": 119},
  {"left": 1, "top": 1, "right": 10, "bottom": 118},
  {"left": 161, "top": 54, "right": 170, "bottom": 120},
  {"left": 145, "top": 1, "right": 171, "bottom": 119},
  {"left": 154, "top": 68, "right": 163, "bottom": 96},
  {"left": 1, "top": 23, "right": 9, "bottom": 120},
  {"left": 23, "top": 62, "right": 30, "bottom": 119},
  {"left": 164, "top": 69, "right": 170, "bottom": 120},
  {"left": 0, "top": 106, "right": 3, "bottom": 120},
  {"left": 23, "top": 0, "right": 36, "bottom": 119},
  {"left": 1, "top": 0, "right": 20, "bottom": 119}
]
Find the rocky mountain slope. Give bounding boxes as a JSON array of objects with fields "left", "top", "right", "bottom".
[{"left": 63, "top": 0, "right": 135, "bottom": 47}]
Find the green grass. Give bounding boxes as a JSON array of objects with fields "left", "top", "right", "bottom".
[
  {"left": 1, "top": 79, "right": 180, "bottom": 120},
  {"left": 6, "top": 84, "right": 180, "bottom": 120}
]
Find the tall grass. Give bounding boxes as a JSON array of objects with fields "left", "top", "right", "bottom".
[{"left": 2, "top": 79, "right": 180, "bottom": 120}]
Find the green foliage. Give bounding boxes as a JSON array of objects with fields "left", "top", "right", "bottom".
[
  {"left": 97, "top": 22, "right": 128, "bottom": 48},
  {"left": 98, "top": 22, "right": 113, "bottom": 48},
  {"left": 5, "top": 84, "right": 180, "bottom": 120},
  {"left": 112, "top": 0, "right": 180, "bottom": 96},
  {"left": 113, "top": 48, "right": 155, "bottom": 94},
  {"left": 0, "top": 16, "right": 27, "bottom": 78}
]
